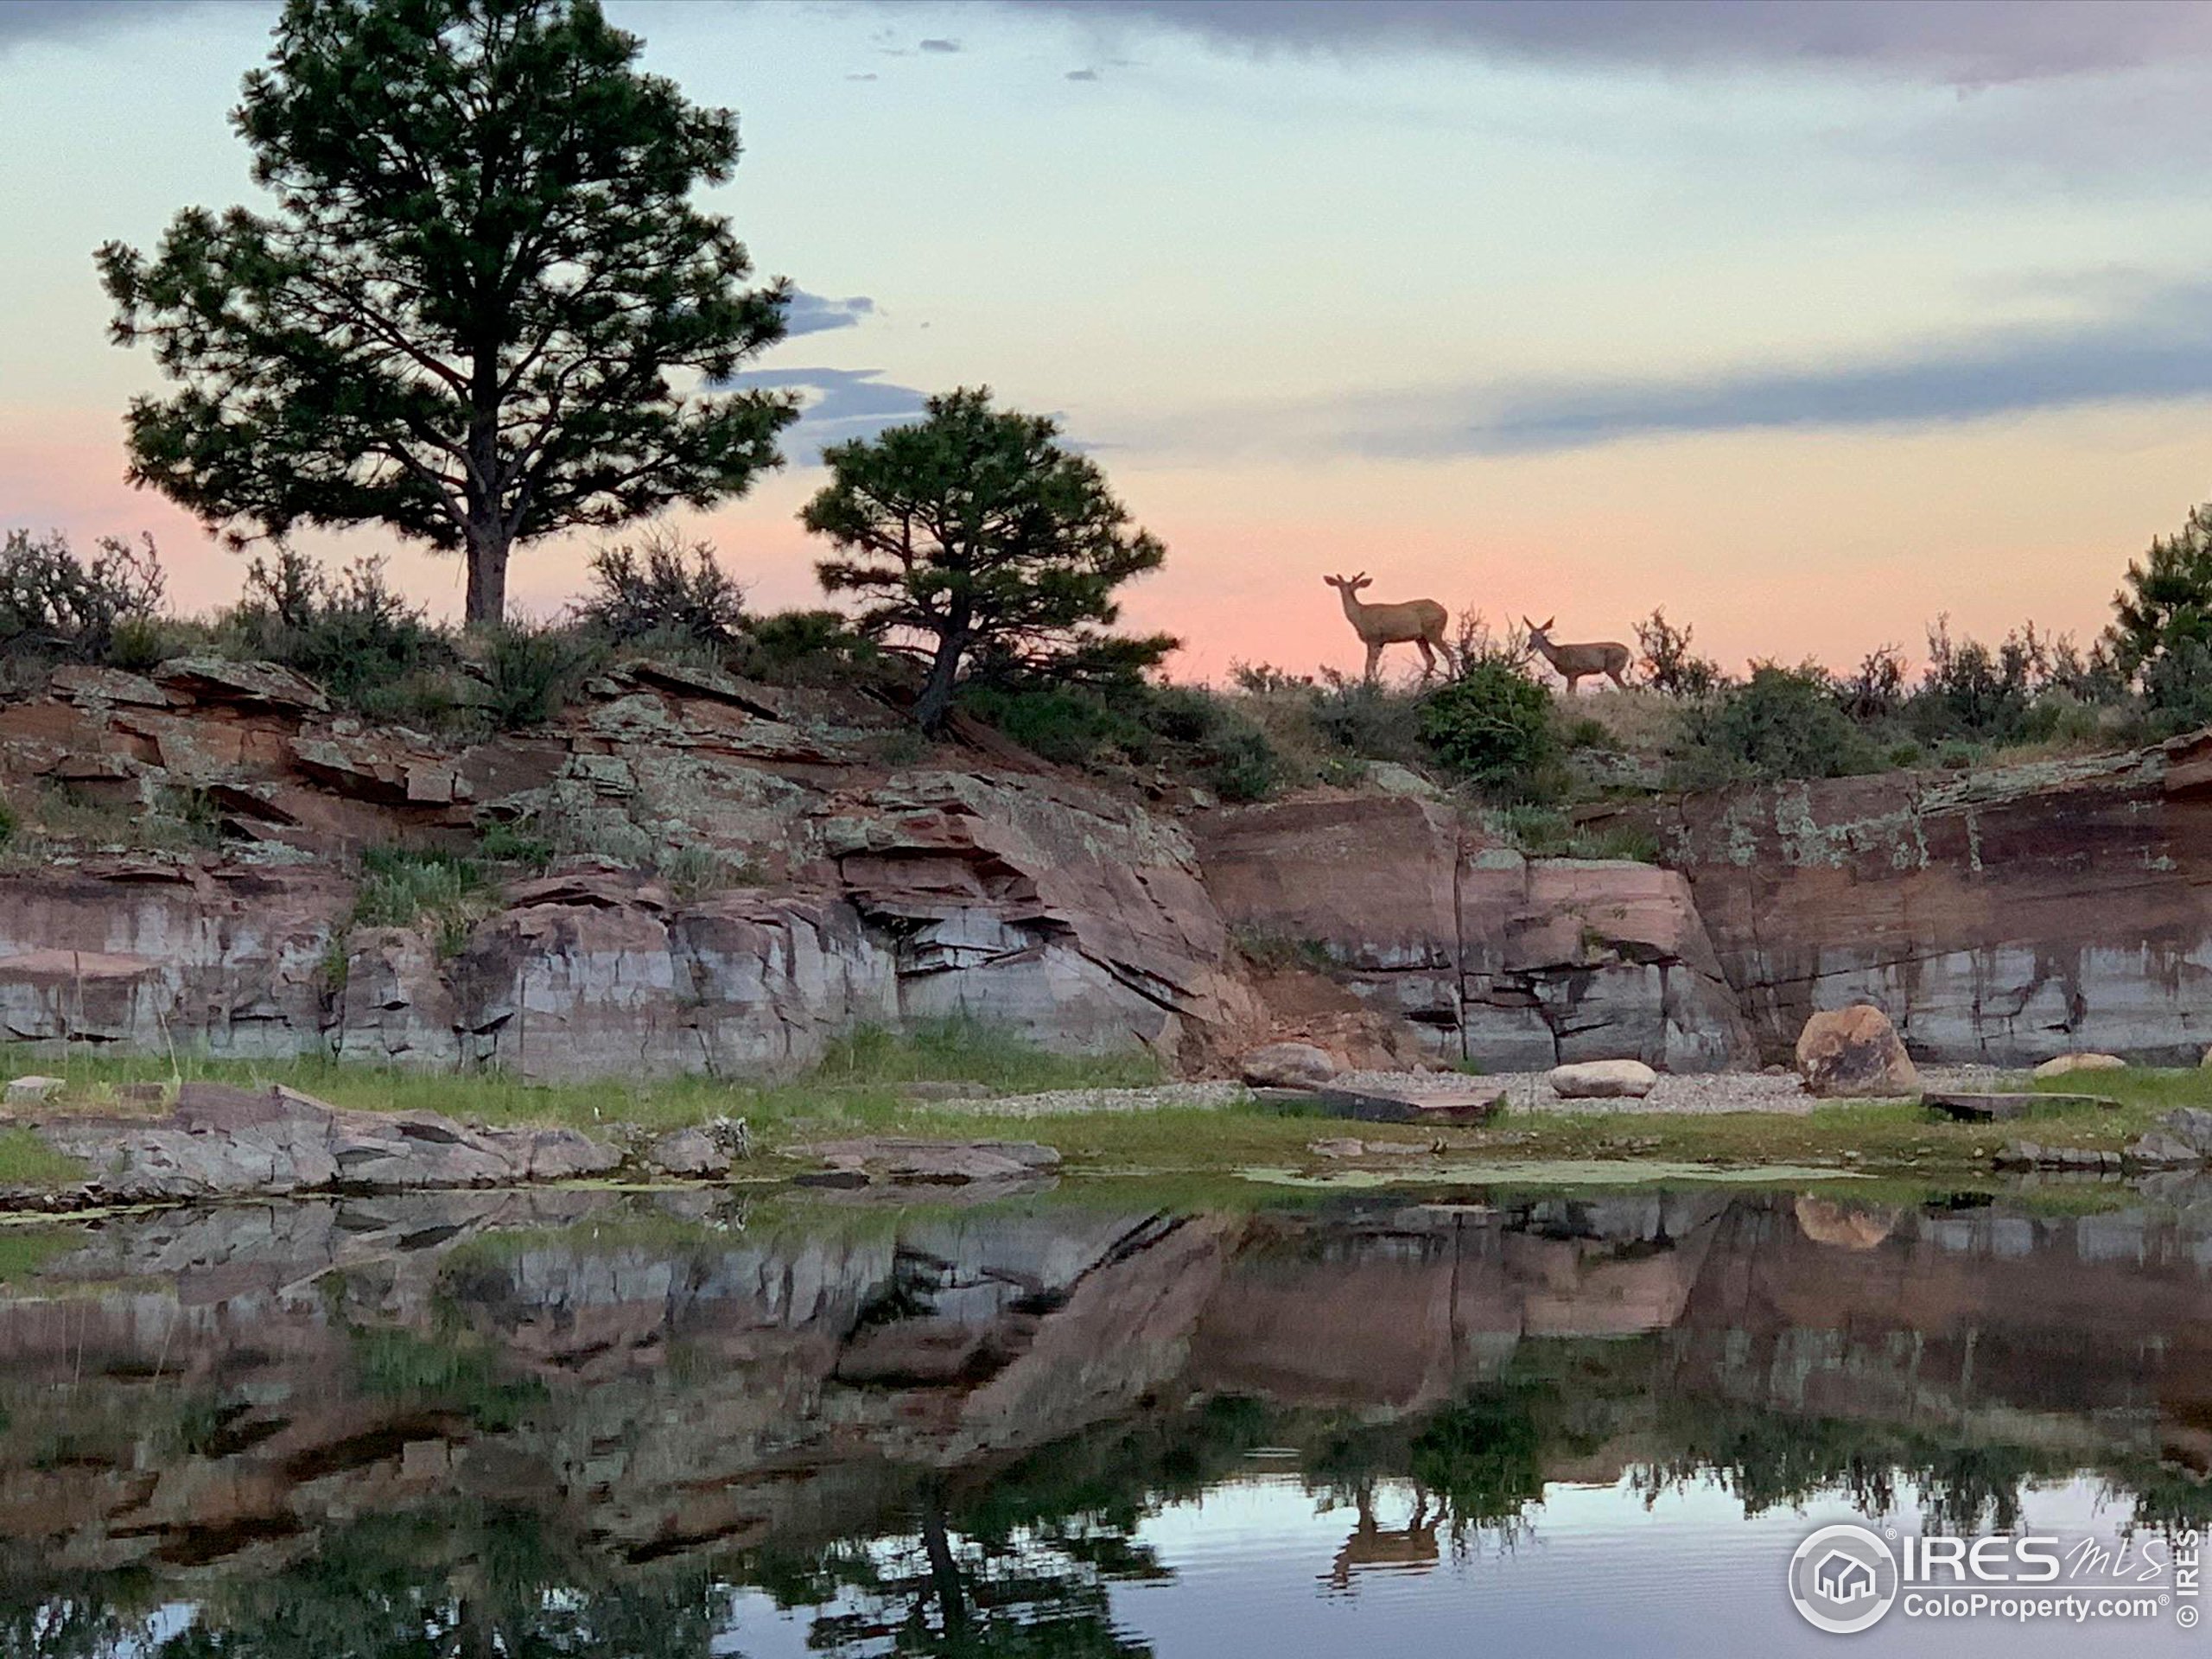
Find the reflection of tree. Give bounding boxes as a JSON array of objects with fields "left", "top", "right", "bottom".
[
  {"left": 0, "top": 1586, "right": 139, "bottom": 1659},
  {"left": 753, "top": 1477, "right": 1162, "bottom": 1657},
  {"left": 1639, "top": 1402, "right": 2056, "bottom": 1533},
  {"left": 3, "top": 1506, "right": 733, "bottom": 1659}
]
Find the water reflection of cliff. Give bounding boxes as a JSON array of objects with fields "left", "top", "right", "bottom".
[{"left": 3, "top": 1183, "right": 2211, "bottom": 1649}]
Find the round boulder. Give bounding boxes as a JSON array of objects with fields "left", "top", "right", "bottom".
[
  {"left": 2032, "top": 1052, "right": 2126, "bottom": 1079},
  {"left": 1795, "top": 1005, "right": 1918, "bottom": 1097},
  {"left": 1239, "top": 1041, "right": 1337, "bottom": 1089},
  {"left": 643, "top": 1127, "right": 731, "bottom": 1179},
  {"left": 1547, "top": 1058, "right": 1657, "bottom": 1099}
]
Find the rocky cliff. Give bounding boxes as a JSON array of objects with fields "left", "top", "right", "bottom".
[
  {"left": 1595, "top": 731, "right": 2212, "bottom": 1064},
  {"left": 0, "top": 658, "right": 1261, "bottom": 1077},
  {"left": 3, "top": 655, "right": 2209, "bottom": 1077},
  {"left": 1193, "top": 795, "right": 1755, "bottom": 1071}
]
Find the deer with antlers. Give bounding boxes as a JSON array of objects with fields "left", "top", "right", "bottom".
[
  {"left": 1523, "top": 616, "right": 1631, "bottom": 693},
  {"left": 1325, "top": 573, "right": 1452, "bottom": 682}
]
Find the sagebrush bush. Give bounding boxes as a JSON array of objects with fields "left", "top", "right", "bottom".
[
  {"left": 1309, "top": 673, "right": 1427, "bottom": 764},
  {"left": 0, "top": 529, "right": 166, "bottom": 664},
  {"left": 480, "top": 622, "right": 604, "bottom": 728},
  {"left": 577, "top": 529, "right": 748, "bottom": 650},
  {"left": 351, "top": 846, "right": 493, "bottom": 957},
  {"left": 1671, "top": 664, "right": 1878, "bottom": 787},
  {"left": 219, "top": 549, "right": 453, "bottom": 712}
]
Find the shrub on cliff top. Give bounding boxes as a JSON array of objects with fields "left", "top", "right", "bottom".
[
  {"left": 219, "top": 549, "right": 453, "bottom": 714},
  {"left": 1669, "top": 663, "right": 1879, "bottom": 787},
  {"left": 480, "top": 621, "right": 606, "bottom": 729},
  {"left": 1418, "top": 659, "right": 1557, "bottom": 798},
  {"left": 0, "top": 528, "right": 166, "bottom": 666},
  {"left": 577, "top": 529, "right": 749, "bottom": 652}
]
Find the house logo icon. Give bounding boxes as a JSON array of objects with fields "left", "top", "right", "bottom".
[
  {"left": 1816, "top": 1550, "right": 1878, "bottom": 1603},
  {"left": 1789, "top": 1524, "right": 1900, "bottom": 1633}
]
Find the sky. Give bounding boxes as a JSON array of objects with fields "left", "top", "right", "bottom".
[{"left": 9, "top": 0, "right": 2212, "bottom": 682}]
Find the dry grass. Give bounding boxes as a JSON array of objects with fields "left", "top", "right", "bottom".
[{"left": 1567, "top": 686, "right": 1691, "bottom": 762}]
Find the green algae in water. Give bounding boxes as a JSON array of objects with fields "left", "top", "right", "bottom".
[{"left": 1236, "top": 1159, "right": 1871, "bottom": 1189}]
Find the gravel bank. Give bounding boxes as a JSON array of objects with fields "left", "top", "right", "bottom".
[
  {"left": 958, "top": 1081, "right": 1249, "bottom": 1119},
  {"left": 1332, "top": 1064, "right": 2017, "bottom": 1116},
  {"left": 952, "top": 1066, "right": 2020, "bottom": 1121}
]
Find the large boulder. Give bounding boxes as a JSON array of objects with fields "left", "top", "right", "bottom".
[
  {"left": 2033, "top": 1052, "right": 2126, "bottom": 1078},
  {"left": 1238, "top": 1041, "right": 1337, "bottom": 1088},
  {"left": 1548, "top": 1058, "right": 1657, "bottom": 1099},
  {"left": 1795, "top": 1005, "right": 1918, "bottom": 1097}
]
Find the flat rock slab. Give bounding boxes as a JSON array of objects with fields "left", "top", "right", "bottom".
[
  {"left": 799, "top": 1136, "right": 1063, "bottom": 1186},
  {"left": 1923, "top": 1090, "right": 2119, "bottom": 1122},
  {"left": 34, "top": 1082, "right": 623, "bottom": 1203},
  {"left": 1265, "top": 1084, "right": 1504, "bottom": 1125}
]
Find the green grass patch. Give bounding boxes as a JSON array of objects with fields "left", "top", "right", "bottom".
[
  {"left": 0, "top": 1224, "right": 80, "bottom": 1281},
  {"left": 18, "top": 1020, "right": 1166, "bottom": 1148},
  {"left": 0, "top": 1128, "right": 83, "bottom": 1190},
  {"left": 351, "top": 845, "right": 496, "bottom": 956}
]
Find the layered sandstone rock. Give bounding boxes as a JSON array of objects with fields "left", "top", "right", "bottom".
[
  {"left": 33, "top": 1081, "right": 621, "bottom": 1202},
  {"left": 1195, "top": 798, "right": 1754, "bottom": 1071},
  {"left": 1612, "top": 733, "right": 2212, "bottom": 1064},
  {"left": 0, "top": 661, "right": 1255, "bottom": 1077}
]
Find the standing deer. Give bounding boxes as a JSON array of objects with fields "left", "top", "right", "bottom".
[
  {"left": 1523, "top": 616, "right": 1631, "bottom": 693},
  {"left": 1326, "top": 573, "right": 1452, "bottom": 682}
]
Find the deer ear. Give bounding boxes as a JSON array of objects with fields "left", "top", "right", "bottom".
[{"left": 1540, "top": 616, "right": 1554, "bottom": 631}]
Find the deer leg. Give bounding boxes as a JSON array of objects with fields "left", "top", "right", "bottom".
[
  {"left": 1606, "top": 664, "right": 1629, "bottom": 690},
  {"left": 1564, "top": 671, "right": 1583, "bottom": 696},
  {"left": 1363, "top": 640, "right": 1382, "bottom": 682},
  {"left": 1415, "top": 638, "right": 1437, "bottom": 682}
]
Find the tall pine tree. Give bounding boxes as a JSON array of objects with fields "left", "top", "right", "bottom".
[{"left": 99, "top": 0, "right": 796, "bottom": 626}]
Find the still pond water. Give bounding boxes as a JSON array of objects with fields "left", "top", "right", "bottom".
[{"left": 2, "top": 1181, "right": 2209, "bottom": 1656}]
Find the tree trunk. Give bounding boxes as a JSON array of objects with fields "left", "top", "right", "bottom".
[
  {"left": 920, "top": 1498, "right": 969, "bottom": 1645},
  {"left": 463, "top": 520, "right": 510, "bottom": 630},
  {"left": 913, "top": 620, "right": 968, "bottom": 733}
]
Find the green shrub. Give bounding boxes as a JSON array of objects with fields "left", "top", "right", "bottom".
[
  {"left": 960, "top": 675, "right": 1285, "bottom": 801},
  {"left": 351, "top": 846, "right": 492, "bottom": 957},
  {"left": 481, "top": 622, "right": 604, "bottom": 728},
  {"left": 1672, "top": 663, "right": 1878, "bottom": 785},
  {"left": 577, "top": 529, "right": 747, "bottom": 650},
  {"left": 219, "top": 549, "right": 452, "bottom": 712},
  {"left": 1418, "top": 660, "right": 1556, "bottom": 795},
  {"left": 477, "top": 820, "right": 556, "bottom": 869},
  {"left": 734, "top": 608, "right": 885, "bottom": 686}
]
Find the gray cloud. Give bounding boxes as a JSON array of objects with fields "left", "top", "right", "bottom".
[
  {"left": 1065, "top": 67, "right": 1099, "bottom": 81},
  {"left": 731, "top": 367, "right": 929, "bottom": 463},
  {"left": 0, "top": 0, "right": 244, "bottom": 54},
  {"left": 1295, "top": 283, "right": 2212, "bottom": 459},
  {"left": 918, "top": 36, "right": 961, "bottom": 54},
  {"left": 782, "top": 290, "right": 877, "bottom": 337},
  {"left": 1012, "top": 0, "right": 2212, "bottom": 85}
]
